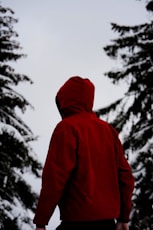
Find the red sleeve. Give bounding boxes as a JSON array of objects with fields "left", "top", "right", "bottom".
[
  {"left": 33, "top": 121, "right": 76, "bottom": 226},
  {"left": 117, "top": 137, "right": 135, "bottom": 222}
]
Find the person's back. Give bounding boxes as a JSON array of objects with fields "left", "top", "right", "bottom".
[
  {"left": 57, "top": 111, "right": 120, "bottom": 221},
  {"left": 33, "top": 76, "right": 134, "bottom": 230}
]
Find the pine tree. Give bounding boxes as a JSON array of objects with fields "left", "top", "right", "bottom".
[
  {"left": 0, "top": 3, "right": 42, "bottom": 230},
  {"left": 96, "top": 1, "right": 153, "bottom": 229}
]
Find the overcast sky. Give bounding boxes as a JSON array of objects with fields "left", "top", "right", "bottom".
[{"left": 3, "top": 0, "right": 147, "bottom": 229}]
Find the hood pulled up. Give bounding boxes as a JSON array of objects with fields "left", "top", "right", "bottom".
[{"left": 56, "top": 76, "right": 95, "bottom": 118}]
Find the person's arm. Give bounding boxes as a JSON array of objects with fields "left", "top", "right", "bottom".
[
  {"left": 116, "top": 222, "right": 129, "bottom": 230},
  {"left": 33, "top": 121, "right": 76, "bottom": 226},
  {"left": 110, "top": 125, "right": 134, "bottom": 223},
  {"left": 117, "top": 137, "right": 135, "bottom": 223}
]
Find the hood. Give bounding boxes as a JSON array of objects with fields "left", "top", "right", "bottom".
[{"left": 56, "top": 76, "right": 95, "bottom": 118}]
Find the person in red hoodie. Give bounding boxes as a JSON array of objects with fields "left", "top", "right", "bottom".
[{"left": 33, "top": 76, "right": 134, "bottom": 230}]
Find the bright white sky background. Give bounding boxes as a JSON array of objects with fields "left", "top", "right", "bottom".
[{"left": 3, "top": 0, "right": 147, "bottom": 229}]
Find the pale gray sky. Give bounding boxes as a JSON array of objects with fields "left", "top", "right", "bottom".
[{"left": 3, "top": 0, "right": 147, "bottom": 229}]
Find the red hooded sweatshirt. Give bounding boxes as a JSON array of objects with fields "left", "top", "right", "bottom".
[{"left": 33, "top": 76, "right": 134, "bottom": 226}]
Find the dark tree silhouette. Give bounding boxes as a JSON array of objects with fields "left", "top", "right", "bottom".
[
  {"left": 96, "top": 1, "right": 153, "bottom": 229},
  {"left": 0, "top": 3, "right": 42, "bottom": 230}
]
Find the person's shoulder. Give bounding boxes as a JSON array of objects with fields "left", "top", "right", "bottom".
[
  {"left": 97, "top": 116, "right": 113, "bottom": 129},
  {"left": 97, "top": 116, "right": 119, "bottom": 136},
  {"left": 54, "top": 117, "right": 75, "bottom": 131}
]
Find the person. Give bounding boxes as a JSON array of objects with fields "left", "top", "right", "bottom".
[{"left": 33, "top": 76, "right": 134, "bottom": 230}]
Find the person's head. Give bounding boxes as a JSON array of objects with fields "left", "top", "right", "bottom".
[{"left": 56, "top": 76, "right": 95, "bottom": 118}]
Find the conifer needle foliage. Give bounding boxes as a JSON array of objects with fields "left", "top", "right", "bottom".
[
  {"left": 97, "top": 1, "right": 153, "bottom": 229},
  {"left": 0, "top": 3, "right": 42, "bottom": 230}
]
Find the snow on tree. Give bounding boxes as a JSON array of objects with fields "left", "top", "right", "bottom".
[
  {"left": 96, "top": 0, "right": 153, "bottom": 229},
  {"left": 0, "top": 3, "right": 42, "bottom": 230}
]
